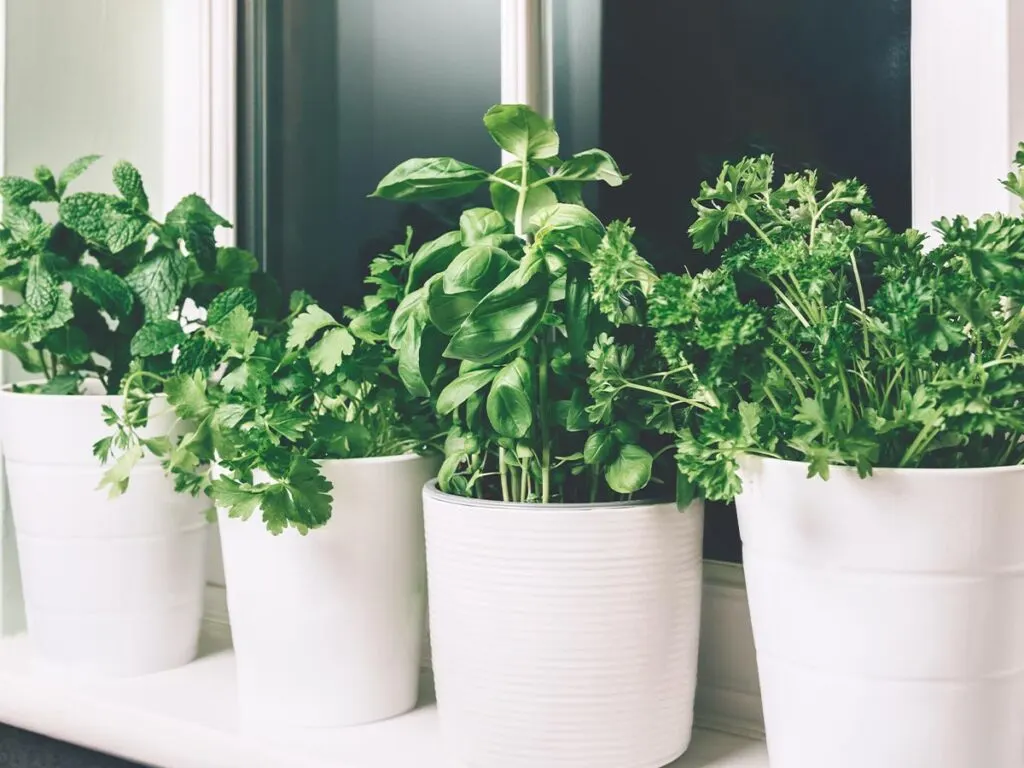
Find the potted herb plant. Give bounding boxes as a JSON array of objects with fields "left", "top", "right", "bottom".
[
  {"left": 0, "top": 157, "right": 255, "bottom": 676},
  {"left": 619, "top": 152, "right": 1024, "bottom": 768},
  {"left": 108, "top": 245, "right": 440, "bottom": 726},
  {"left": 371, "top": 105, "right": 704, "bottom": 768}
]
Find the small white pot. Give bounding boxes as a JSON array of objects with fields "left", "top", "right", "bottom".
[
  {"left": 0, "top": 385, "right": 209, "bottom": 677},
  {"left": 218, "top": 453, "right": 437, "bottom": 728},
  {"left": 736, "top": 456, "right": 1024, "bottom": 768},
  {"left": 423, "top": 483, "right": 705, "bottom": 768}
]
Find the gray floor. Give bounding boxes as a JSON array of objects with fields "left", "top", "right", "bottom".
[{"left": 0, "top": 724, "right": 143, "bottom": 767}]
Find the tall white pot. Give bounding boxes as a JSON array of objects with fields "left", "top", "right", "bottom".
[
  {"left": 219, "top": 453, "right": 437, "bottom": 727},
  {"left": 0, "top": 387, "right": 209, "bottom": 677},
  {"left": 423, "top": 483, "right": 705, "bottom": 768},
  {"left": 736, "top": 456, "right": 1024, "bottom": 768}
]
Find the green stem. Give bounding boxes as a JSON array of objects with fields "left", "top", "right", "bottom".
[
  {"left": 767, "top": 329, "right": 819, "bottom": 385},
  {"left": 739, "top": 212, "right": 773, "bottom": 246},
  {"left": 539, "top": 338, "right": 551, "bottom": 503},
  {"left": 520, "top": 456, "right": 529, "bottom": 502},
  {"left": 621, "top": 382, "right": 712, "bottom": 410},
  {"left": 765, "top": 349, "right": 805, "bottom": 397},
  {"left": 513, "top": 162, "right": 529, "bottom": 237},
  {"left": 767, "top": 278, "right": 811, "bottom": 329},
  {"left": 900, "top": 420, "right": 943, "bottom": 467},
  {"left": 849, "top": 251, "right": 870, "bottom": 358},
  {"left": 499, "top": 446, "right": 510, "bottom": 502}
]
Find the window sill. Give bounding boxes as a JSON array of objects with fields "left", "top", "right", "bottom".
[{"left": 0, "top": 630, "right": 767, "bottom": 768}]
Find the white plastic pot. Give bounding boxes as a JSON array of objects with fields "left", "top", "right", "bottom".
[
  {"left": 0, "top": 385, "right": 209, "bottom": 677},
  {"left": 736, "top": 456, "right": 1024, "bottom": 768},
  {"left": 423, "top": 483, "right": 705, "bottom": 768},
  {"left": 218, "top": 453, "right": 437, "bottom": 728}
]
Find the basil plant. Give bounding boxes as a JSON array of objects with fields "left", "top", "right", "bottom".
[{"left": 372, "top": 104, "right": 675, "bottom": 504}]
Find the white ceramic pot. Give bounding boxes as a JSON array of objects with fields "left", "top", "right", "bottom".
[
  {"left": 219, "top": 453, "right": 437, "bottom": 728},
  {"left": 423, "top": 483, "right": 705, "bottom": 768},
  {"left": 0, "top": 385, "right": 209, "bottom": 677},
  {"left": 736, "top": 456, "right": 1024, "bottom": 768}
]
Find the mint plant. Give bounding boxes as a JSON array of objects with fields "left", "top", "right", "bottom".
[
  {"left": 0, "top": 156, "right": 259, "bottom": 394},
  {"left": 598, "top": 148, "right": 1024, "bottom": 504},
  {"left": 372, "top": 104, "right": 674, "bottom": 503},
  {"left": 101, "top": 235, "right": 440, "bottom": 533}
]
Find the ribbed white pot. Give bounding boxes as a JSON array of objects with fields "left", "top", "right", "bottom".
[
  {"left": 736, "top": 456, "right": 1024, "bottom": 768},
  {"left": 0, "top": 386, "right": 209, "bottom": 677},
  {"left": 423, "top": 483, "right": 705, "bottom": 768},
  {"left": 219, "top": 453, "right": 437, "bottom": 728}
]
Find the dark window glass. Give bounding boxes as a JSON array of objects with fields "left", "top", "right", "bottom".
[
  {"left": 555, "top": 0, "right": 912, "bottom": 560},
  {"left": 239, "top": 0, "right": 501, "bottom": 308}
]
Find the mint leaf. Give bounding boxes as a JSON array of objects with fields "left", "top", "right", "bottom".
[
  {"left": 59, "top": 192, "right": 149, "bottom": 252},
  {"left": 309, "top": 327, "right": 355, "bottom": 374},
  {"left": 0, "top": 176, "right": 53, "bottom": 205},
  {"left": 124, "top": 247, "right": 188, "bottom": 321},
  {"left": 213, "top": 247, "right": 259, "bottom": 287},
  {"left": 66, "top": 266, "right": 134, "bottom": 317},
  {"left": 57, "top": 155, "right": 100, "bottom": 196},
  {"left": 112, "top": 160, "right": 149, "bottom": 211},
  {"left": 207, "top": 286, "right": 257, "bottom": 326},
  {"left": 34, "top": 166, "right": 57, "bottom": 200},
  {"left": 164, "top": 194, "right": 231, "bottom": 271},
  {"left": 130, "top": 320, "right": 186, "bottom": 357}
]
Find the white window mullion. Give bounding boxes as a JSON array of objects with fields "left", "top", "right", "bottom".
[{"left": 911, "top": 0, "right": 1023, "bottom": 232}]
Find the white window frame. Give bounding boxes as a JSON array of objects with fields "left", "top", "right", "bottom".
[{"left": 0, "top": 0, "right": 1015, "bottom": 742}]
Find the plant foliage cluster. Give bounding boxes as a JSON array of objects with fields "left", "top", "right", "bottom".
[{"left": 593, "top": 148, "right": 1024, "bottom": 502}]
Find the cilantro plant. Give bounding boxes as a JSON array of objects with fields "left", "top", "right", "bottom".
[
  {"left": 101, "top": 236, "right": 439, "bottom": 534},
  {"left": 372, "top": 104, "right": 674, "bottom": 503},
  {"left": 601, "top": 148, "right": 1024, "bottom": 504},
  {"left": 0, "top": 156, "right": 257, "bottom": 394}
]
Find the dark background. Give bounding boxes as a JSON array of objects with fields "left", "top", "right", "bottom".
[{"left": 238, "top": 0, "right": 912, "bottom": 562}]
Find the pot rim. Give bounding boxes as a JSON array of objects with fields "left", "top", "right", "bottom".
[
  {"left": 741, "top": 454, "right": 1024, "bottom": 477},
  {"left": 0, "top": 378, "right": 161, "bottom": 402},
  {"left": 317, "top": 450, "right": 439, "bottom": 467},
  {"left": 422, "top": 478, "right": 678, "bottom": 512}
]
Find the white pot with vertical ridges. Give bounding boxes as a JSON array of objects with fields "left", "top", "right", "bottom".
[
  {"left": 423, "top": 482, "right": 705, "bottom": 768},
  {"left": 219, "top": 453, "right": 437, "bottom": 728},
  {"left": 736, "top": 456, "right": 1024, "bottom": 768},
  {"left": 0, "top": 386, "right": 209, "bottom": 677}
]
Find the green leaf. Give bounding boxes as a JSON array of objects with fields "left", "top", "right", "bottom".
[
  {"left": 33, "top": 166, "right": 57, "bottom": 200},
  {"left": 0, "top": 176, "right": 53, "bottom": 205},
  {"left": 583, "top": 430, "right": 614, "bottom": 465},
  {"left": 213, "top": 247, "right": 259, "bottom": 287},
  {"left": 486, "top": 357, "right": 533, "bottom": 438},
  {"left": 66, "top": 266, "right": 134, "bottom": 317},
  {"left": 553, "top": 149, "right": 626, "bottom": 186},
  {"left": 124, "top": 246, "right": 189, "bottom": 321},
  {"left": 57, "top": 155, "right": 100, "bottom": 196},
  {"left": 207, "top": 286, "right": 257, "bottom": 326},
  {"left": 407, "top": 231, "right": 463, "bottom": 290},
  {"left": 459, "top": 208, "right": 512, "bottom": 246},
  {"left": 130, "top": 320, "right": 186, "bottom": 357},
  {"left": 445, "top": 251, "right": 551, "bottom": 363},
  {"left": 605, "top": 444, "right": 653, "bottom": 494},
  {"left": 164, "top": 194, "right": 230, "bottom": 271},
  {"left": 210, "top": 476, "right": 264, "bottom": 522},
  {"left": 112, "top": 160, "right": 149, "bottom": 211},
  {"left": 4, "top": 204, "right": 47, "bottom": 244},
  {"left": 427, "top": 274, "right": 482, "bottom": 335},
  {"left": 165, "top": 371, "right": 212, "bottom": 420},
  {"left": 436, "top": 368, "right": 499, "bottom": 415},
  {"left": 59, "top": 192, "right": 149, "bottom": 252},
  {"left": 490, "top": 162, "right": 558, "bottom": 225},
  {"left": 530, "top": 203, "right": 604, "bottom": 239},
  {"left": 98, "top": 443, "right": 144, "bottom": 497},
  {"left": 287, "top": 304, "right": 338, "bottom": 349},
  {"left": 372, "top": 157, "right": 490, "bottom": 201},
  {"left": 483, "top": 104, "right": 559, "bottom": 161},
  {"left": 309, "top": 327, "right": 356, "bottom": 374},
  {"left": 210, "top": 305, "right": 258, "bottom": 356},
  {"left": 442, "top": 245, "right": 516, "bottom": 295}
]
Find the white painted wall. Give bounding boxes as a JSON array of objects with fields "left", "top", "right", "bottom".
[
  {"left": 5, "top": 0, "right": 165, "bottom": 210},
  {"left": 1, "top": 0, "right": 167, "bottom": 634}
]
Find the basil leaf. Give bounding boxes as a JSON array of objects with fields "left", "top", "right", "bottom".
[
  {"left": 437, "top": 368, "right": 499, "bottom": 415},
  {"left": 372, "top": 157, "right": 489, "bottom": 201},
  {"left": 605, "top": 444, "right": 653, "bottom": 494},
  {"left": 486, "top": 357, "right": 533, "bottom": 439},
  {"left": 483, "top": 104, "right": 559, "bottom": 162}
]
